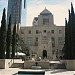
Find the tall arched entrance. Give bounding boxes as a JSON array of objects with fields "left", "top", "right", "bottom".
[{"left": 43, "top": 50, "right": 47, "bottom": 58}]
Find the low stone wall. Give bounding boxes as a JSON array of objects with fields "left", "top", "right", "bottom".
[
  {"left": 0, "top": 59, "right": 5, "bottom": 69},
  {"left": 65, "top": 60, "right": 75, "bottom": 70},
  {"left": 24, "top": 60, "right": 50, "bottom": 69},
  {"left": 0, "top": 59, "right": 13, "bottom": 69},
  {"left": 5, "top": 59, "right": 13, "bottom": 68}
]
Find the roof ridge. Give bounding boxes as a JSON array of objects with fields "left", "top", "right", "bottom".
[{"left": 40, "top": 8, "right": 52, "bottom": 15}]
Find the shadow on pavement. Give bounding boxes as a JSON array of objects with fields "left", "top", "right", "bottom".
[{"left": 51, "top": 69, "right": 67, "bottom": 74}]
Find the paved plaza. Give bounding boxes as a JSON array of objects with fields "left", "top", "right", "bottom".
[{"left": 0, "top": 68, "right": 75, "bottom": 75}]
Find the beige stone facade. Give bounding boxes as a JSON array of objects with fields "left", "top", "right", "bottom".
[{"left": 19, "top": 8, "right": 65, "bottom": 60}]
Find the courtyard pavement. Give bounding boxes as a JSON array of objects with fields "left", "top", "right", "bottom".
[{"left": 0, "top": 68, "right": 75, "bottom": 75}]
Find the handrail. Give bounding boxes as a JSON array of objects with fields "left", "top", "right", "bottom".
[{"left": 8, "top": 59, "right": 13, "bottom": 67}]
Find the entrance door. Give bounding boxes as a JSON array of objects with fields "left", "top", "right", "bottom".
[{"left": 43, "top": 50, "right": 47, "bottom": 58}]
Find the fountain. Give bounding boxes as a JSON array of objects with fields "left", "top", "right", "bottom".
[
  {"left": 31, "top": 62, "right": 41, "bottom": 69},
  {"left": 24, "top": 56, "right": 50, "bottom": 69}
]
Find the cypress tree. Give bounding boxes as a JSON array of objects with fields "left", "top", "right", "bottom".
[
  {"left": 64, "top": 3, "right": 75, "bottom": 59},
  {"left": 12, "top": 22, "right": 16, "bottom": 58},
  {"left": 71, "top": 2, "right": 74, "bottom": 16},
  {"left": 67, "top": 10, "right": 71, "bottom": 59},
  {"left": 70, "top": 3, "right": 74, "bottom": 59},
  {"left": 0, "top": 8, "right": 6, "bottom": 59},
  {"left": 6, "top": 15, "right": 11, "bottom": 59},
  {"left": 64, "top": 18, "right": 68, "bottom": 59}
]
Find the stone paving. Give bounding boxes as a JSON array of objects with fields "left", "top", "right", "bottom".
[{"left": 0, "top": 68, "right": 75, "bottom": 75}]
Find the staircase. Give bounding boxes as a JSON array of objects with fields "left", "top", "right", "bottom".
[
  {"left": 50, "top": 61, "right": 66, "bottom": 69},
  {"left": 10, "top": 63, "right": 24, "bottom": 68},
  {"left": 9, "top": 59, "right": 24, "bottom": 68}
]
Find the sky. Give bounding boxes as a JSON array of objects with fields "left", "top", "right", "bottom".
[{"left": 0, "top": 0, "right": 74, "bottom": 26}]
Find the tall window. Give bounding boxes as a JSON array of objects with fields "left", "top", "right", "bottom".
[
  {"left": 35, "top": 37, "right": 38, "bottom": 46},
  {"left": 36, "top": 30, "right": 39, "bottom": 34},
  {"left": 52, "top": 43, "right": 55, "bottom": 47},
  {"left": 28, "top": 30, "right": 31, "bottom": 34},
  {"left": 36, "top": 37, "right": 38, "bottom": 41},
  {"left": 27, "top": 39, "right": 32, "bottom": 45},
  {"left": 43, "top": 18, "right": 49, "bottom": 25},
  {"left": 58, "top": 37, "right": 63, "bottom": 45},
  {"left": 51, "top": 37, "right": 54, "bottom": 41},
  {"left": 51, "top": 30, "right": 54, "bottom": 34},
  {"left": 43, "top": 30, "right": 46, "bottom": 33},
  {"left": 59, "top": 30, "right": 62, "bottom": 34},
  {"left": 51, "top": 37, "right": 55, "bottom": 47}
]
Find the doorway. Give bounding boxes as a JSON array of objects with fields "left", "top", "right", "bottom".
[{"left": 43, "top": 50, "right": 47, "bottom": 58}]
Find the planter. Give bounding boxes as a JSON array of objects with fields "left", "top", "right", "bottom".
[
  {"left": 0, "top": 59, "right": 13, "bottom": 69},
  {"left": 65, "top": 60, "right": 75, "bottom": 70},
  {"left": 0, "top": 59, "right": 5, "bottom": 69}
]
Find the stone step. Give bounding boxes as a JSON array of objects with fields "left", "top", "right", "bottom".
[
  {"left": 10, "top": 63, "right": 23, "bottom": 68},
  {"left": 51, "top": 63, "right": 66, "bottom": 69}
]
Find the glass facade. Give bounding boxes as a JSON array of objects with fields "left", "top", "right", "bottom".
[{"left": 7, "top": 0, "right": 26, "bottom": 24}]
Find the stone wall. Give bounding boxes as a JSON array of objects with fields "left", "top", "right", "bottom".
[
  {"left": 0, "top": 59, "right": 5, "bottom": 69},
  {"left": 0, "top": 59, "right": 13, "bottom": 69},
  {"left": 65, "top": 60, "right": 75, "bottom": 70},
  {"left": 24, "top": 60, "right": 50, "bottom": 69}
]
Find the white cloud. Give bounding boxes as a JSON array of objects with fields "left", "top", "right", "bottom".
[
  {"left": 0, "top": 0, "right": 74, "bottom": 26},
  {"left": 28, "top": 0, "right": 43, "bottom": 5},
  {"left": 26, "top": 1, "right": 73, "bottom": 26}
]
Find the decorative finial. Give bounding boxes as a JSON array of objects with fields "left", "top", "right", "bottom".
[{"left": 45, "top": 7, "right": 46, "bottom": 9}]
